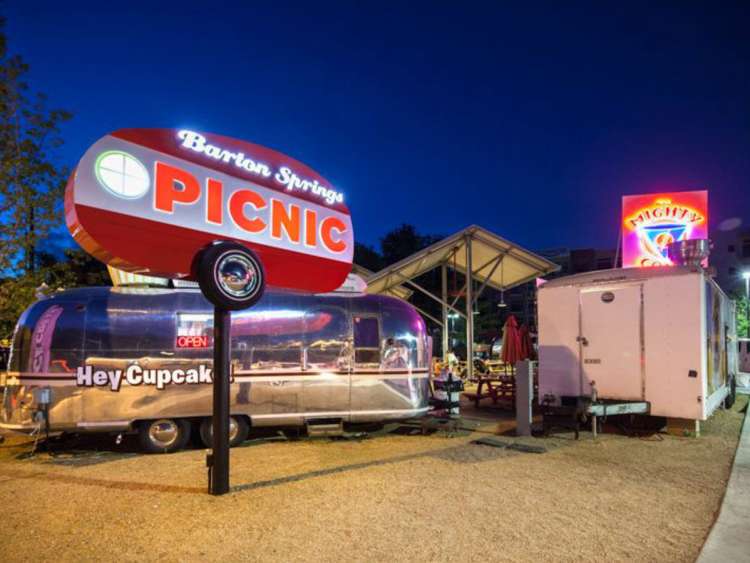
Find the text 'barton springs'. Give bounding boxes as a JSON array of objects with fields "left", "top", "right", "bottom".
[
  {"left": 177, "top": 130, "right": 344, "bottom": 205},
  {"left": 76, "top": 364, "right": 221, "bottom": 392}
]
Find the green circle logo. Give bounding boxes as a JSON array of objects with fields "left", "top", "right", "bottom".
[{"left": 94, "top": 151, "right": 150, "bottom": 199}]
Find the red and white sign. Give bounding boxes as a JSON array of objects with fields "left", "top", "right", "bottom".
[
  {"left": 176, "top": 335, "right": 210, "bottom": 349},
  {"left": 65, "top": 129, "right": 353, "bottom": 293}
]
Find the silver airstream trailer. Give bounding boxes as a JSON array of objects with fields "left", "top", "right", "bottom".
[{"left": 1, "top": 286, "right": 431, "bottom": 452}]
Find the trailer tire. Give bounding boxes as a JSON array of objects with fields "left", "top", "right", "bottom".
[
  {"left": 199, "top": 416, "right": 249, "bottom": 448},
  {"left": 724, "top": 375, "right": 737, "bottom": 409},
  {"left": 138, "top": 418, "right": 191, "bottom": 454},
  {"left": 196, "top": 242, "right": 265, "bottom": 310}
]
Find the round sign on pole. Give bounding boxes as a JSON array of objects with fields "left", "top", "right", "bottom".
[{"left": 66, "top": 128, "right": 353, "bottom": 293}]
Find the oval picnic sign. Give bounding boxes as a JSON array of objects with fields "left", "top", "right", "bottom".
[{"left": 65, "top": 129, "right": 354, "bottom": 293}]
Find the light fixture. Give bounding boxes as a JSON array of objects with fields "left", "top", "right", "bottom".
[{"left": 742, "top": 271, "right": 750, "bottom": 280}]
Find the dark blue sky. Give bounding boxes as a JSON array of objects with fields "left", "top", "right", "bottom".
[{"left": 6, "top": 1, "right": 749, "bottom": 252}]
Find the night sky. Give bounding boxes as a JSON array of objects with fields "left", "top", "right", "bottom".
[{"left": 6, "top": 1, "right": 749, "bottom": 253}]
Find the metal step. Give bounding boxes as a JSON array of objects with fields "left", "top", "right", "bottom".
[{"left": 306, "top": 419, "right": 344, "bottom": 437}]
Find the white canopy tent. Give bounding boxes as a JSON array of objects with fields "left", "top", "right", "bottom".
[
  {"left": 351, "top": 264, "right": 412, "bottom": 300},
  {"left": 364, "top": 225, "right": 560, "bottom": 378}
]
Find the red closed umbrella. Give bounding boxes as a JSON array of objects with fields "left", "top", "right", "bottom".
[
  {"left": 501, "top": 315, "right": 523, "bottom": 370},
  {"left": 518, "top": 324, "right": 535, "bottom": 361}
]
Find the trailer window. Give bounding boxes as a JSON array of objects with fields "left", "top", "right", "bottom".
[
  {"left": 176, "top": 313, "right": 213, "bottom": 349},
  {"left": 353, "top": 316, "right": 380, "bottom": 366},
  {"left": 354, "top": 317, "right": 379, "bottom": 347},
  {"left": 304, "top": 307, "right": 349, "bottom": 371},
  {"left": 307, "top": 343, "right": 347, "bottom": 371}
]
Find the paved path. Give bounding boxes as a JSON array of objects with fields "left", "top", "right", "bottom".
[{"left": 698, "top": 392, "right": 750, "bottom": 562}]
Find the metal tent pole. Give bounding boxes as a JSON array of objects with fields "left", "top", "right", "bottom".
[
  {"left": 441, "top": 262, "right": 449, "bottom": 362},
  {"left": 614, "top": 225, "right": 622, "bottom": 268},
  {"left": 465, "top": 234, "right": 474, "bottom": 381}
]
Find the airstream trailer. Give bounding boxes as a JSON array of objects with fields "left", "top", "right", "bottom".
[{"left": 1, "top": 287, "right": 431, "bottom": 452}]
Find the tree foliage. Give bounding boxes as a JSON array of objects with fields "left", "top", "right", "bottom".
[
  {"left": 39, "top": 248, "right": 111, "bottom": 288},
  {"left": 0, "top": 249, "right": 110, "bottom": 341},
  {"left": 0, "top": 18, "right": 83, "bottom": 341},
  {"left": 0, "top": 17, "right": 71, "bottom": 274},
  {"left": 731, "top": 291, "right": 749, "bottom": 338},
  {"left": 353, "top": 242, "right": 383, "bottom": 272},
  {"left": 380, "top": 223, "right": 441, "bottom": 265},
  {"left": 0, "top": 274, "right": 40, "bottom": 342}
]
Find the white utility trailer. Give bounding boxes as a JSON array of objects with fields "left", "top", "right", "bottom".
[{"left": 538, "top": 266, "right": 737, "bottom": 430}]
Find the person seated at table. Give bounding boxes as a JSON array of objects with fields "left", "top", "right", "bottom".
[{"left": 446, "top": 348, "right": 459, "bottom": 372}]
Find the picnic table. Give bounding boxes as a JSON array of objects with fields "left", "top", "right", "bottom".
[
  {"left": 463, "top": 374, "right": 516, "bottom": 408},
  {"left": 484, "top": 359, "right": 513, "bottom": 376}
]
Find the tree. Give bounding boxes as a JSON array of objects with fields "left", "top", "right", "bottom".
[
  {"left": 0, "top": 249, "right": 112, "bottom": 341},
  {"left": 39, "top": 248, "right": 111, "bottom": 288},
  {"left": 380, "top": 224, "right": 442, "bottom": 266},
  {"left": 0, "top": 17, "right": 71, "bottom": 274},
  {"left": 353, "top": 242, "right": 383, "bottom": 272},
  {"left": 732, "top": 291, "right": 749, "bottom": 338},
  {"left": 0, "top": 18, "right": 74, "bottom": 341}
]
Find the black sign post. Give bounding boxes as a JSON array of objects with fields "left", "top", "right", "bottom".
[
  {"left": 198, "top": 242, "right": 266, "bottom": 496},
  {"left": 208, "top": 307, "right": 231, "bottom": 495}
]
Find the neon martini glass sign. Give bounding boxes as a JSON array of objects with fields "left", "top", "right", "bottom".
[{"left": 622, "top": 191, "right": 708, "bottom": 267}]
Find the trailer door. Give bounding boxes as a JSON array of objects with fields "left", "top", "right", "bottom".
[
  {"left": 301, "top": 304, "right": 351, "bottom": 420},
  {"left": 580, "top": 285, "right": 644, "bottom": 400}
]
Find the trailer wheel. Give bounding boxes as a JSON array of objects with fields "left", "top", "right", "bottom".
[
  {"left": 724, "top": 375, "right": 737, "bottom": 409},
  {"left": 199, "top": 416, "right": 249, "bottom": 448},
  {"left": 138, "top": 418, "right": 191, "bottom": 454},
  {"left": 196, "top": 242, "right": 265, "bottom": 310}
]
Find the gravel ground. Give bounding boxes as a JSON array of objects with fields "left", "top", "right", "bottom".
[{"left": 0, "top": 396, "right": 746, "bottom": 563}]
